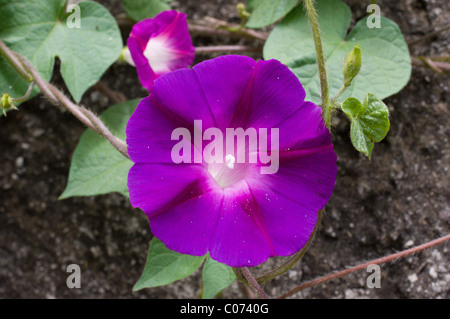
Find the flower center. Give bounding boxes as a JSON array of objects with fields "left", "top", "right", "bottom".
[
  {"left": 207, "top": 154, "right": 250, "bottom": 189},
  {"left": 143, "top": 37, "right": 176, "bottom": 74},
  {"left": 225, "top": 154, "right": 235, "bottom": 169}
]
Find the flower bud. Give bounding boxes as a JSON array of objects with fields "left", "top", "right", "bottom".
[
  {"left": 119, "top": 46, "right": 135, "bottom": 67},
  {"left": 237, "top": 3, "right": 250, "bottom": 18},
  {"left": 343, "top": 44, "right": 362, "bottom": 87},
  {"left": 1, "top": 93, "right": 17, "bottom": 116}
]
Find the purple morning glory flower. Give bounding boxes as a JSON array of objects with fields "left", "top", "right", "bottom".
[
  {"left": 127, "top": 10, "right": 195, "bottom": 91},
  {"left": 126, "top": 55, "right": 337, "bottom": 267}
]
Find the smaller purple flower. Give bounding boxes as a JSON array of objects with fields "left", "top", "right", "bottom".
[{"left": 127, "top": 11, "right": 195, "bottom": 91}]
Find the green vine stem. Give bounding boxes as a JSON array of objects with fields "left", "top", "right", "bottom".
[
  {"left": 232, "top": 267, "right": 245, "bottom": 283},
  {"left": 304, "top": 0, "right": 332, "bottom": 129},
  {"left": 330, "top": 85, "right": 347, "bottom": 104},
  {"left": 0, "top": 40, "right": 129, "bottom": 158},
  {"left": 11, "top": 81, "right": 35, "bottom": 103},
  {"left": 0, "top": 41, "right": 33, "bottom": 82},
  {"left": 240, "top": 267, "right": 270, "bottom": 299}
]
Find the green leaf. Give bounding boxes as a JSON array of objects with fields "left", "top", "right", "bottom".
[
  {"left": 122, "top": 0, "right": 171, "bottom": 21},
  {"left": 0, "top": 0, "right": 122, "bottom": 102},
  {"left": 341, "top": 97, "right": 364, "bottom": 118},
  {"left": 134, "top": 238, "right": 206, "bottom": 291},
  {"left": 341, "top": 94, "right": 390, "bottom": 158},
  {"left": 246, "top": 0, "right": 298, "bottom": 29},
  {"left": 59, "top": 99, "right": 142, "bottom": 199},
  {"left": 263, "top": 0, "right": 411, "bottom": 104},
  {"left": 201, "top": 256, "right": 236, "bottom": 299}
]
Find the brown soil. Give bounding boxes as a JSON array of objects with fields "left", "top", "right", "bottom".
[{"left": 0, "top": 0, "right": 448, "bottom": 298}]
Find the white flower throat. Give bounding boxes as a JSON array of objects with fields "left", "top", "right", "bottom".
[{"left": 170, "top": 120, "right": 280, "bottom": 187}]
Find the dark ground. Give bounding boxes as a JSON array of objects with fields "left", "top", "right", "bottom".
[{"left": 0, "top": 0, "right": 448, "bottom": 299}]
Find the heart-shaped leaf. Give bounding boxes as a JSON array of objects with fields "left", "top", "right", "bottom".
[
  {"left": 341, "top": 94, "right": 390, "bottom": 158},
  {"left": 0, "top": 0, "right": 122, "bottom": 102},
  {"left": 201, "top": 256, "right": 236, "bottom": 299},
  {"left": 246, "top": 0, "right": 299, "bottom": 29},
  {"left": 59, "top": 99, "right": 142, "bottom": 199},
  {"left": 263, "top": 0, "right": 411, "bottom": 104},
  {"left": 122, "top": 0, "right": 171, "bottom": 21},
  {"left": 134, "top": 238, "right": 206, "bottom": 291}
]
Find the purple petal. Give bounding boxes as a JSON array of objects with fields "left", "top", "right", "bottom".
[
  {"left": 149, "top": 11, "right": 196, "bottom": 73},
  {"left": 151, "top": 68, "right": 217, "bottom": 129},
  {"left": 127, "top": 37, "right": 157, "bottom": 91},
  {"left": 129, "top": 162, "right": 221, "bottom": 257},
  {"left": 128, "top": 16, "right": 161, "bottom": 50},
  {"left": 192, "top": 55, "right": 256, "bottom": 130},
  {"left": 246, "top": 144, "right": 337, "bottom": 257},
  {"left": 128, "top": 162, "right": 213, "bottom": 217},
  {"left": 276, "top": 101, "right": 331, "bottom": 151},
  {"left": 126, "top": 96, "right": 194, "bottom": 164},
  {"left": 149, "top": 189, "right": 222, "bottom": 256},
  {"left": 232, "top": 59, "right": 306, "bottom": 129},
  {"left": 208, "top": 185, "right": 274, "bottom": 267},
  {"left": 208, "top": 139, "right": 336, "bottom": 266}
]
